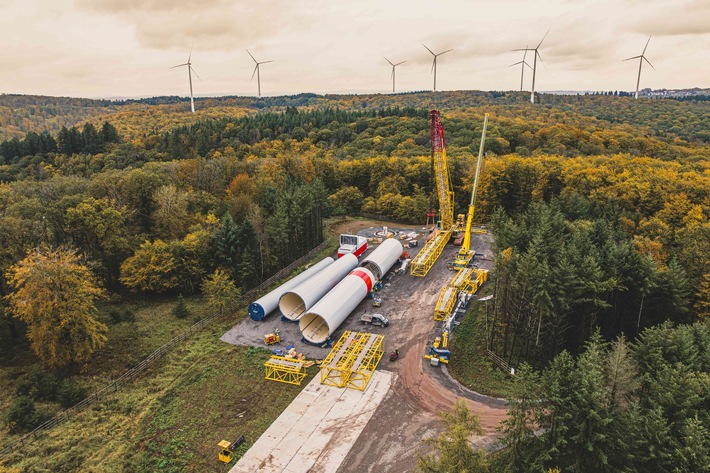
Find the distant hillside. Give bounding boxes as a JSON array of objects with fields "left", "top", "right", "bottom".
[
  {"left": 0, "top": 94, "right": 119, "bottom": 141},
  {"left": 2, "top": 91, "right": 709, "bottom": 144}
]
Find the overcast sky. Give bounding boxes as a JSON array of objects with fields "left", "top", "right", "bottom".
[{"left": 2, "top": 0, "right": 709, "bottom": 99}]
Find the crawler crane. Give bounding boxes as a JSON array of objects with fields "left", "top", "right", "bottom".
[
  {"left": 433, "top": 114, "right": 490, "bottom": 322},
  {"left": 409, "top": 110, "right": 455, "bottom": 277}
]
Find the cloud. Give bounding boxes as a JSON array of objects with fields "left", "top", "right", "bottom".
[
  {"left": 628, "top": 0, "right": 710, "bottom": 36},
  {"left": 76, "top": 0, "right": 300, "bottom": 51}
]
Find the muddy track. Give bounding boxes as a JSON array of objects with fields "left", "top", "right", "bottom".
[{"left": 332, "top": 220, "right": 507, "bottom": 472}]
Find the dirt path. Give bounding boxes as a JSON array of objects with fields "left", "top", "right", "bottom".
[{"left": 331, "top": 220, "right": 507, "bottom": 472}]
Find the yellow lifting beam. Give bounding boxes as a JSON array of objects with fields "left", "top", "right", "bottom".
[
  {"left": 434, "top": 285, "right": 459, "bottom": 321},
  {"left": 451, "top": 267, "right": 475, "bottom": 289},
  {"left": 410, "top": 230, "right": 451, "bottom": 277},
  {"left": 320, "top": 331, "right": 384, "bottom": 391},
  {"left": 264, "top": 356, "right": 307, "bottom": 386}
]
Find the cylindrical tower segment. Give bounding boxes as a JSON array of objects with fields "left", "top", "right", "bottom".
[
  {"left": 279, "top": 253, "right": 358, "bottom": 321},
  {"left": 248, "top": 257, "right": 334, "bottom": 320},
  {"left": 300, "top": 239, "right": 403, "bottom": 344},
  {"left": 360, "top": 238, "right": 403, "bottom": 280}
]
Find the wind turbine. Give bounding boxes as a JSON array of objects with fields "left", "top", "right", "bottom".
[
  {"left": 513, "top": 30, "right": 548, "bottom": 104},
  {"left": 422, "top": 44, "right": 452, "bottom": 92},
  {"left": 510, "top": 46, "right": 532, "bottom": 92},
  {"left": 170, "top": 49, "right": 200, "bottom": 113},
  {"left": 247, "top": 50, "right": 274, "bottom": 97},
  {"left": 384, "top": 57, "right": 406, "bottom": 93},
  {"left": 624, "top": 36, "right": 654, "bottom": 100}
]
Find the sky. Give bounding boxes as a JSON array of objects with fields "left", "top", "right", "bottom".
[{"left": 1, "top": 0, "right": 709, "bottom": 99}]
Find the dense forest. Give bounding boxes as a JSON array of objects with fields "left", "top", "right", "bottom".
[
  {"left": 1, "top": 94, "right": 708, "bottom": 354},
  {"left": 0, "top": 91, "right": 708, "bottom": 471}
]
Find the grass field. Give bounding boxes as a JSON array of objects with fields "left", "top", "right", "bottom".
[
  {"left": 0, "top": 238, "right": 339, "bottom": 471},
  {"left": 0, "top": 293, "right": 316, "bottom": 472},
  {"left": 448, "top": 285, "right": 514, "bottom": 399}
]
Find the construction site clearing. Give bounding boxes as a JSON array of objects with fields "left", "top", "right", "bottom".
[{"left": 220, "top": 222, "right": 505, "bottom": 473}]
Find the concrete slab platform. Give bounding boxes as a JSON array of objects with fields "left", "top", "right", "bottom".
[{"left": 230, "top": 370, "right": 394, "bottom": 473}]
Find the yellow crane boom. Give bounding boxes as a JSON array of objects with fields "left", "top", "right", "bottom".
[{"left": 453, "top": 113, "right": 488, "bottom": 269}]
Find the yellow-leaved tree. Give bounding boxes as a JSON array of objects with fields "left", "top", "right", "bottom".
[
  {"left": 202, "top": 269, "right": 241, "bottom": 315},
  {"left": 5, "top": 247, "right": 107, "bottom": 368}
]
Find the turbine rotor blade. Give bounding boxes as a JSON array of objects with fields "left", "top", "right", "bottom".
[
  {"left": 188, "top": 45, "right": 193, "bottom": 63},
  {"left": 643, "top": 56, "right": 655, "bottom": 70},
  {"left": 170, "top": 63, "right": 189, "bottom": 69},
  {"left": 537, "top": 29, "right": 550, "bottom": 49},
  {"left": 438, "top": 48, "right": 453, "bottom": 56},
  {"left": 246, "top": 49, "right": 257, "bottom": 63},
  {"left": 395, "top": 60, "right": 406, "bottom": 66},
  {"left": 422, "top": 43, "right": 435, "bottom": 56},
  {"left": 260, "top": 60, "right": 274, "bottom": 65},
  {"left": 251, "top": 64, "right": 258, "bottom": 80},
  {"left": 384, "top": 57, "right": 394, "bottom": 66},
  {"left": 431, "top": 59, "right": 436, "bottom": 74},
  {"left": 510, "top": 61, "right": 524, "bottom": 67},
  {"left": 512, "top": 48, "right": 533, "bottom": 52},
  {"left": 537, "top": 51, "right": 545, "bottom": 68},
  {"left": 642, "top": 35, "right": 651, "bottom": 55},
  {"left": 623, "top": 55, "right": 642, "bottom": 61},
  {"left": 190, "top": 66, "right": 201, "bottom": 80}
]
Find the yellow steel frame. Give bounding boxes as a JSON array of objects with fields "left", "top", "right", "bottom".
[
  {"left": 434, "top": 146, "right": 454, "bottom": 231},
  {"left": 410, "top": 230, "right": 451, "bottom": 277},
  {"left": 451, "top": 268, "right": 474, "bottom": 289},
  {"left": 345, "top": 334, "right": 384, "bottom": 391},
  {"left": 264, "top": 356, "right": 307, "bottom": 386},
  {"left": 320, "top": 331, "right": 384, "bottom": 391},
  {"left": 434, "top": 285, "right": 459, "bottom": 321},
  {"left": 461, "top": 269, "right": 488, "bottom": 293}
]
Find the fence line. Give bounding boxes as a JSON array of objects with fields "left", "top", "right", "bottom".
[
  {"left": 0, "top": 239, "right": 332, "bottom": 458},
  {"left": 487, "top": 349, "right": 515, "bottom": 376}
]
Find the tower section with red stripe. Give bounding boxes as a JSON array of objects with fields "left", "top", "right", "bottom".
[{"left": 300, "top": 238, "right": 403, "bottom": 344}]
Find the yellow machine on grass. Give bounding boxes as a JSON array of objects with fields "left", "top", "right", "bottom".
[{"left": 218, "top": 435, "right": 245, "bottom": 463}]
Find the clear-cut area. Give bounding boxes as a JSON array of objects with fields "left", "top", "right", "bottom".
[{"left": 230, "top": 371, "right": 393, "bottom": 473}]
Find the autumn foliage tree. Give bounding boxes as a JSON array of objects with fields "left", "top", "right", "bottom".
[
  {"left": 202, "top": 269, "right": 240, "bottom": 314},
  {"left": 5, "top": 247, "right": 107, "bottom": 368},
  {"left": 416, "top": 398, "right": 489, "bottom": 473}
]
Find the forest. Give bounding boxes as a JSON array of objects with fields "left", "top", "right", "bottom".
[{"left": 0, "top": 91, "right": 708, "bottom": 471}]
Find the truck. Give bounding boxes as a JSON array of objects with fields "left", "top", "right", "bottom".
[
  {"left": 360, "top": 313, "right": 389, "bottom": 327},
  {"left": 338, "top": 234, "right": 368, "bottom": 258}
]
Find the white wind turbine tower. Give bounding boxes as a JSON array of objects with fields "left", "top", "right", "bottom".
[
  {"left": 624, "top": 36, "right": 654, "bottom": 100},
  {"left": 510, "top": 46, "right": 532, "bottom": 92},
  {"left": 170, "top": 49, "right": 200, "bottom": 113},
  {"left": 247, "top": 50, "right": 274, "bottom": 97},
  {"left": 384, "top": 57, "right": 406, "bottom": 93},
  {"left": 513, "top": 30, "right": 548, "bottom": 104},
  {"left": 422, "top": 44, "right": 452, "bottom": 92}
]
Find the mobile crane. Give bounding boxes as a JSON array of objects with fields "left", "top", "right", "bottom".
[
  {"left": 410, "top": 110, "right": 455, "bottom": 277},
  {"left": 452, "top": 113, "right": 488, "bottom": 269},
  {"left": 434, "top": 114, "right": 490, "bottom": 323}
]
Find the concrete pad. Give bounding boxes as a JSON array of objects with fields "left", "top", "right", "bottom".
[{"left": 231, "top": 371, "right": 394, "bottom": 473}]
